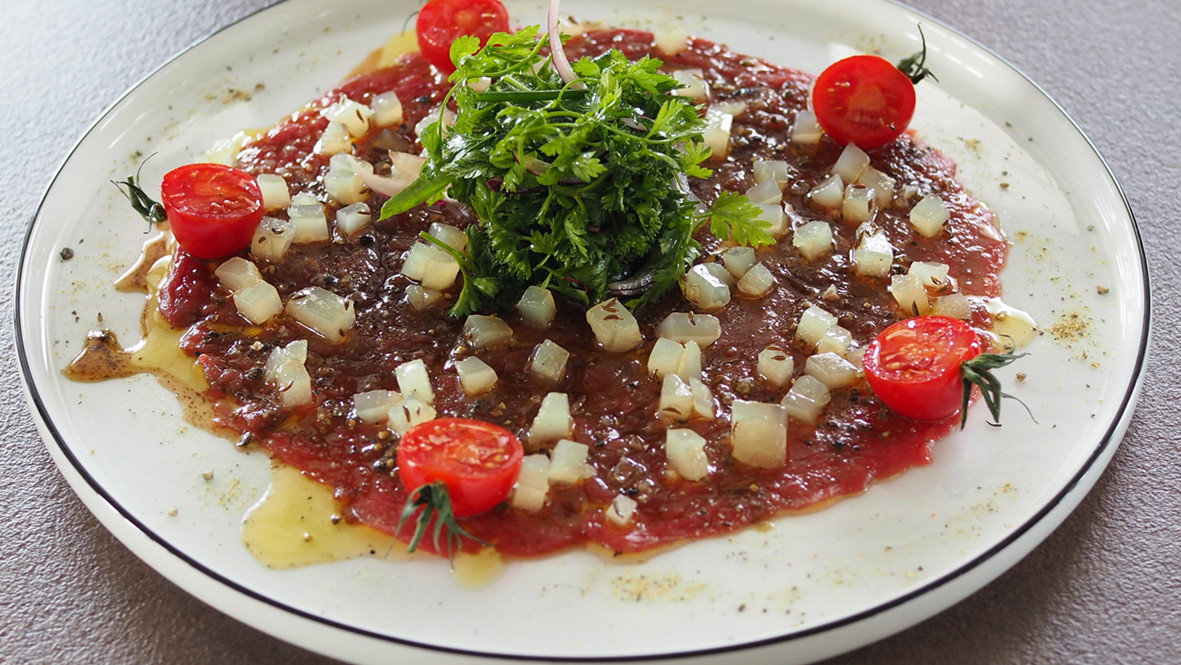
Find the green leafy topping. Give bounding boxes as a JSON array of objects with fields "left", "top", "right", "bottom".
[
  {"left": 397, "top": 481, "right": 487, "bottom": 557},
  {"left": 959, "top": 347, "right": 1028, "bottom": 429},
  {"left": 897, "top": 25, "right": 937, "bottom": 85},
  {"left": 112, "top": 169, "right": 166, "bottom": 226},
  {"left": 382, "top": 27, "right": 771, "bottom": 316}
]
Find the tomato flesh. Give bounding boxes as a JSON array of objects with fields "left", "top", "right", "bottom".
[
  {"left": 415, "top": 0, "right": 510, "bottom": 74},
  {"left": 812, "top": 54, "right": 916, "bottom": 149},
  {"left": 862, "top": 316, "right": 982, "bottom": 422},
  {"left": 160, "top": 163, "right": 264, "bottom": 259},
  {"left": 396, "top": 417, "right": 524, "bottom": 517}
]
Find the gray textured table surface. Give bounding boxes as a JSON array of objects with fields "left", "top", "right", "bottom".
[{"left": 3, "top": 1, "right": 1178, "bottom": 663}]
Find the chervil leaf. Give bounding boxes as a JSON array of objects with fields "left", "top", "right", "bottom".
[{"left": 705, "top": 191, "right": 776, "bottom": 247}]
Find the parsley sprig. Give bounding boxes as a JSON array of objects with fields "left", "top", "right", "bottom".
[{"left": 382, "top": 28, "right": 771, "bottom": 316}]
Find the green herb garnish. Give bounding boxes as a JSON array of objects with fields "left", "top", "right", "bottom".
[
  {"left": 398, "top": 481, "right": 487, "bottom": 558},
  {"left": 382, "top": 27, "right": 772, "bottom": 316},
  {"left": 959, "top": 346, "right": 1029, "bottom": 429}
]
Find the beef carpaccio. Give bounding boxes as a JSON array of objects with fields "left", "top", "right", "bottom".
[{"left": 146, "top": 29, "right": 1006, "bottom": 557}]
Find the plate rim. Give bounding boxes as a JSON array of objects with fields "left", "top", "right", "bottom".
[{"left": 13, "top": 0, "right": 1152, "bottom": 661}]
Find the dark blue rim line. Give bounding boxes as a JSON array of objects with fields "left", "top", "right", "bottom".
[{"left": 12, "top": 0, "right": 1152, "bottom": 662}]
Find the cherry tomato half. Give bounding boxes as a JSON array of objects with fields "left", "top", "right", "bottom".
[
  {"left": 415, "top": 0, "right": 510, "bottom": 74},
  {"left": 812, "top": 54, "right": 917, "bottom": 149},
  {"left": 396, "top": 417, "right": 524, "bottom": 517},
  {"left": 160, "top": 163, "right": 264, "bottom": 259},
  {"left": 861, "top": 316, "right": 983, "bottom": 422}
]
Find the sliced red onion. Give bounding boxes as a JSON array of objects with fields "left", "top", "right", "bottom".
[
  {"left": 349, "top": 152, "right": 426, "bottom": 198},
  {"left": 548, "top": 0, "right": 576, "bottom": 84}
]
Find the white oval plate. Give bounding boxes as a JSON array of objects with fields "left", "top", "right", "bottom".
[{"left": 16, "top": 0, "right": 1148, "bottom": 663}]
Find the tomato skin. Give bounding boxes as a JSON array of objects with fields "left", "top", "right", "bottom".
[
  {"left": 396, "top": 417, "right": 524, "bottom": 517},
  {"left": 160, "top": 163, "right": 264, "bottom": 259},
  {"left": 862, "top": 316, "right": 983, "bottom": 422},
  {"left": 812, "top": 54, "right": 916, "bottom": 149},
  {"left": 415, "top": 0, "right": 510, "bottom": 74}
]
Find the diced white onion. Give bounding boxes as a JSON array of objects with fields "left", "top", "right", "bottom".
[
  {"left": 730, "top": 400, "right": 788, "bottom": 469},
  {"left": 462, "top": 314, "right": 514, "bottom": 350},
  {"left": 401, "top": 242, "right": 459, "bottom": 291},
  {"left": 665, "top": 429, "right": 708, "bottom": 481},
  {"left": 805, "top": 352, "right": 860, "bottom": 389},
  {"left": 517, "top": 285, "right": 556, "bottom": 329},
  {"left": 655, "top": 312, "right": 722, "bottom": 347},
  {"left": 853, "top": 229, "right": 894, "bottom": 278},
  {"left": 511, "top": 454, "right": 551, "bottom": 512},
  {"left": 654, "top": 27, "right": 690, "bottom": 56},
  {"left": 753, "top": 159, "right": 790, "bottom": 186},
  {"left": 702, "top": 106, "right": 734, "bottom": 160},
  {"left": 314, "top": 120, "right": 352, "bottom": 156},
  {"left": 737, "top": 262, "right": 775, "bottom": 297},
  {"left": 744, "top": 178, "right": 782, "bottom": 205},
  {"left": 842, "top": 184, "right": 876, "bottom": 223},
  {"left": 932, "top": 292, "right": 971, "bottom": 320},
  {"left": 264, "top": 340, "right": 312, "bottom": 407},
  {"left": 832, "top": 142, "right": 870, "bottom": 184},
  {"left": 721, "top": 246, "right": 757, "bottom": 279},
  {"left": 678, "top": 341, "right": 703, "bottom": 382},
  {"left": 320, "top": 97, "right": 374, "bottom": 138},
  {"left": 703, "top": 261, "right": 736, "bottom": 288},
  {"left": 548, "top": 439, "right": 591, "bottom": 484},
  {"left": 658, "top": 373, "right": 694, "bottom": 422},
  {"left": 605, "top": 494, "right": 639, "bottom": 526},
  {"left": 792, "top": 220, "right": 834, "bottom": 260},
  {"left": 858, "top": 167, "right": 896, "bottom": 207},
  {"left": 387, "top": 397, "right": 435, "bottom": 435},
  {"left": 757, "top": 346, "right": 794, "bottom": 388},
  {"left": 371, "top": 90, "right": 404, "bottom": 127},
  {"left": 256, "top": 174, "right": 291, "bottom": 210},
  {"left": 414, "top": 106, "right": 456, "bottom": 143},
  {"left": 324, "top": 153, "right": 372, "bottom": 205},
  {"left": 530, "top": 392, "right": 571, "bottom": 444},
  {"left": 454, "top": 356, "right": 498, "bottom": 395},
  {"left": 909, "top": 261, "right": 951, "bottom": 288},
  {"left": 815, "top": 325, "right": 854, "bottom": 355},
  {"left": 586, "top": 299, "right": 643, "bottom": 353},
  {"left": 791, "top": 110, "right": 823, "bottom": 145},
  {"left": 289, "top": 202, "right": 330, "bottom": 244},
  {"left": 251, "top": 216, "right": 296, "bottom": 263},
  {"left": 890, "top": 272, "right": 930, "bottom": 315},
  {"left": 199, "top": 130, "right": 250, "bottom": 166},
  {"left": 232, "top": 279, "right": 282, "bottom": 324},
  {"left": 910, "top": 194, "right": 951, "bottom": 237},
  {"left": 405, "top": 284, "right": 443, "bottom": 311},
  {"left": 671, "top": 68, "right": 707, "bottom": 100},
  {"left": 285, "top": 286, "right": 355, "bottom": 343},
  {"left": 808, "top": 173, "right": 844, "bottom": 209},
  {"left": 291, "top": 192, "right": 318, "bottom": 206},
  {"left": 680, "top": 264, "right": 731, "bottom": 310},
  {"left": 796, "top": 305, "right": 838, "bottom": 347},
  {"left": 352, "top": 389, "right": 400, "bottom": 423},
  {"left": 427, "top": 222, "right": 467, "bottom": 253},
  {"left": 335, "top": 202, "right": 372, "bottom": 237},
  {"left": 394, "top": 358, "right": 434, "bottom": 405},
  {"left": 754, "top": 201, "right": 788, "bottom": 237},
  {"left": 528, "top": 339, "right": 570, "bottom": 383},
  {"left": 689, "top": 377, "right": 715, "bottom": 420},
  {"left": 647, "top": 337, "right": 684, "bottom": 379},
  {"left": 214, "top": 257, "right": 262, "bottom": 291},
  {"left": 780, "top": 374, "right": 831, "bottom": 423}
]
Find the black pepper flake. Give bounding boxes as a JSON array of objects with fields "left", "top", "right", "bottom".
[{"left": 59, "top": 247, "right": 75, "bottom": 261}]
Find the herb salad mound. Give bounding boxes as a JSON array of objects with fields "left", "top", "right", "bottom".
[{"left": 83, "top": 22, "right": 1016, "bottom": 561}]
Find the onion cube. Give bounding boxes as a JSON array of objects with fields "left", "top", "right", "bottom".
[
  {"left": 815, "top": 325, "right": 854, "bottom": 355},
  {"left": 805, "top": 352, "right": 860, "bottom": 389},
  {"left": 853, "top": 230, "right": 894, "bottom": 277},
  {"left": 808, "top": 173, "right": 844, "bottom": 209},
  {"left": 744, "top": 178, "right": 782, "bottom": 205},
  {"left": 548, "top": 439, "right": 591, "bottom": 484},
  {"left": 605, "top": 494, "right": 639, "bottom": 526},
  {"left": 414, "top": 106, "right": 456, "bottom": 143},
  {"left": 655, "top": 312, "right": 722, "bottom": 347},
  {"left": 689, "top": 377, "right": 715, "bottom": 420},
  {"left": 462, "top": 314, "right": 514, "bottom": 350},
  {"left": 833, "top": 142, "right": 870, "bottom": 184},
  {"left": 753, "top": 159, "right": 790, "bottom": 186},
  {"left": 251, "top": 216, "right": 296, "bottom": 263},
  {"left": 387, "top": 397, "right": 436, "bottom": 435},
  {"left": 320, "top": 97, "right": 374, "bottom": 138},
  {"left": 647, "top": 337, "right": 684, "bottom": 379},
  {"left": 658, "top": 374, "right": 694, "bottom": 422},
  {"left": 401, "top": 242, "right": 459, "bottom": 291},
  {"left": 665, "top": 429, "right": 709, "bottom": 481},
  {"left": 910, "top": 194, "right": 951, "bottom": 237},
  {"left": 909, "top": 261, "right": 951, "bottom": 288},
  {"left": 678, "top": 341, "right": 703, "bottom": 382},
  {"left": 842, "top": 184, "right": 876, "bottom": 223},
  {"left": 730, "top": 400, "right": 788, "bottom": 468},
  {"left": 655, "top": 27, "right": 690, "bottom": 56},
  {"left": 371, "top": 90, "right": 404, "bottom": 127},
  {"left": 530, "top": 392, "right": 571, "bottom": 444},
  {"left": 737, "top": 262, "right": 775, "bottom": 297},
  {"left": 289, "top": 202, "right": 330, "bottom": 243},
  {"left": 932, "top": 292, "right": 971, "bottom": 320},
  {"left": 427, "top": 222, "right": 467, "bottom": 253},
  {"left": 232, "top": 279, "right": 282, "bottom": 324},
  {"left": 721, "top": 246, "right": 757, "bottom": 278},
  {"left": 702, "top": 106, "right": 734, "bottom": 160},
  {"left": 517, "top": 285, "right": 556, "bottom": 329},
  {"left": 335, "top": 202, "right": 372, "bottom": 237},
  {"left": 256, "top": 174, "right": 291, "bottom": 210},
  {"left": 405, "top": 284, "right": 443, "bottom": 311},
  {"left": 780, "top": 374, "right": 831, "bottom": 423},
  {"left": 796, "top": 305, "right": 838, "bottom": 346},
  {"left": 671, "top": 68, "right": 707, "bottom": 100},
  {"left": 264, "top": 340, "right": 312, "bottom": 407},
  {"left": 792, "top": 220, "right": 834, "bottom": 260},
  {"left": 758, "top": 346, "right": 794, "bottom": 388},
  {"left": 214, "top": 257, "right": 262, "bottom": 292},
  {"left": 890, "top": 272, "right": 930, "bottom": 315},
  {"left": 528, "top": 339, "right": 570, "bottom": 383},
  {"left": 587, "top": 299, "right": 643, "bottom": 352},
  {"left": 791, "top": 110, "right": 823, "bottom": 145},
  {"left": 314, "top": 120, "right": 352, "bottom": 156},
  {"left": 511, "top": 454, "right": 551, "bottom": 512},
  {"left": 394, "top": 358, "right": 434, "bottom": 405},
  {"left": 285, "top": 286, "right": 355, "bottom": 343},
  {"left": 858, "top": 167, "right": 896, "bottom": 207},
  {"left": 454, "top": 356, "right": 498, "bottom": 395},
  {"left": 681, "top": 264, "right": 731, "bottom": 310},
  {"left": 352, "top": 389, "right": 399, "bottom": 423},
  {"left": 754, "top": 201, "right": 788, "bottom": 236}
]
